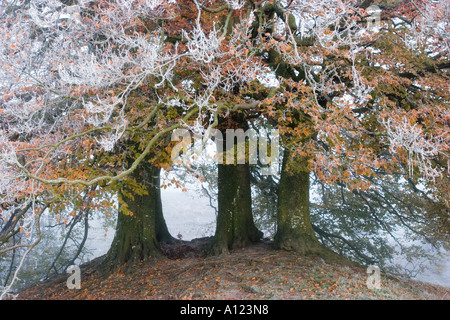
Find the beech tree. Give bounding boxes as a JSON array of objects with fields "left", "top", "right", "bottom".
[
  {"left": 0, "top": 0, "right": 448, "bottom": 297},
  {"left": 310, "top": 172, "right": 450, "bottom": 271},
  {"left": 209, "top": 113, "right": 264, "bottom": 254}
]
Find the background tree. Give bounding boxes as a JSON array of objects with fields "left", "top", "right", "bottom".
[{"left": 310, "top": 172, "right": 449, "bottom": 274}]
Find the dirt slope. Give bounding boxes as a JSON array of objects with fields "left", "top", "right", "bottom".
[{"left": 16, "top": 239, "right": 450, "bottom": 300}]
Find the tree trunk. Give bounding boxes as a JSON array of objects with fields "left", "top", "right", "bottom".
[
  {"left": 104, "top": 163, "right": 169, "bottom": 268},
  {"left": 274, "top": 149, "right": 326, "bottom": 255},
  {"left": 210, "top": 116, "right": 263, "bottom": 255},
  {"left": 154, "top": 168, "right": 177, "bottom": 244},
  {"left": 210, "top": 163, "right": 263, "bottom": 254}
]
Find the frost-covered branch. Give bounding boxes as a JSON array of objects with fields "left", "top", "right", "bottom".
[{"left": 382, "top": 117, "right": 448, "bottom": 183}]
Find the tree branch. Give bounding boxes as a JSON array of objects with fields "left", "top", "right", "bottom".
[{"left": 312, "top": 224, "right": 377, "bottom": 264}]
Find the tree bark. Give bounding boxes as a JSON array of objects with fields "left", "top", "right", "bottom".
[
  {"left": 274, "top": 149, "right": 326, "bottom": 255},
  {"left": 210, "top": 163, "right": 263, "bottom": 254},
  {"left": 209, "top": 115, "right": 263, "bottom": 255},
  {"left": 104, "top": 163, "right": 170, "bottom": 268}
]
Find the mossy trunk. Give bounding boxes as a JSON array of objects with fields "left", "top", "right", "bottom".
[
  {"left": 104, "top": 163, "right": 170, "bottom": 268},
  {"left": 210, "top": 116, "right": 263, "bottom": 255},
  {"left": 210, "top": 163, "right": 263, "bottom": 254},
  {"left": 274, "top": 149, "right": 325, "bottom": 255}
]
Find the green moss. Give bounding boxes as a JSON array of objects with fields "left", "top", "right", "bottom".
[
  {"left": 274, "top": 149, "right": 326, "bottom": 255},
  {"left": 104, "top": 162, "right": 165, "bottom": 269},
  {"left": 210, "top": 163, "right": 263, "bottom": 255}
]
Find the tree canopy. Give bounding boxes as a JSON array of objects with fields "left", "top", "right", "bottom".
[{"left": 0, "top": 0, "right": 448, "bottom": 297}]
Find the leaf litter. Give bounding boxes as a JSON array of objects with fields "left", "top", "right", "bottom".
[{"left": 17, "top": 239, "right": 450, "bottom": 300}]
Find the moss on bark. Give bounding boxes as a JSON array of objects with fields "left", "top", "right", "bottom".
[
  {"left": 209, "top": 114, "right": 263, "bottom": 255},
  {"left": 210, "top": 163, "right": 263, "bottom": 255},
  {"left": 274, "top": 149, "right": 328, "bottom": 256},
  {"left": 104, "top": 163, "right": 168, "bottom": 269}
]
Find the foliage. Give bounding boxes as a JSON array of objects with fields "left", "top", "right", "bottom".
[{"left": 310, "top": 172, "right": 449, "bottom": 275}]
